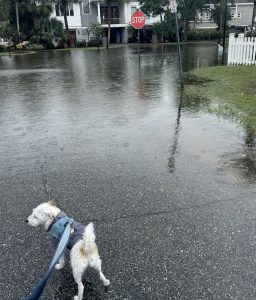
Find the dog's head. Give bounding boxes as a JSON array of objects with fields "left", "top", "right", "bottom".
[{"left": 26, "top": 201, "right": 60, "bottom": 230}]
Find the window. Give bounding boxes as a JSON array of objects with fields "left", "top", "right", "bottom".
[
  {"left": 83, "top": 0, "right": 90, "bottom": 14},
  {"left": 69, "top": 4, "right": 74, "bottom": 16},
  {"left": 131, "top": 6, "right": 137, "bottom": 15},
  {"left": 60, "top": 4, "right": 65, "bottom": 16},
  {"left": 55, "top": 4, "right": 74, "bottom": 16},
  {"left": 100, "top": 7, "right": 107, "bottom": 20},
  {"left": 55, "top": 4, "right": 60, "bottom": 16}
]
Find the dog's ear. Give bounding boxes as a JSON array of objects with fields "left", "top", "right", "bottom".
[
  {"left": 44, "top": 212, "right": 55, "bottom": 230},
  {"left": 47, "top": 200, "right": 56, "bottom": 207}
]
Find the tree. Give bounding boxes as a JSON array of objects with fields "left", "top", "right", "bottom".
[
  {"left": 54, "top": 0, "right": 78, "bottom": 47},
  {"left": 178, "top": 0, "right": 208, "bottom": 41},
  {"left": 139, "top": 0, "right": 168, "bottom": 17},
  {"left": 210, "top": 0, "right": 233, "bottom": 43},
  {"left": 104, "top": 0, "right": 123, "bottom": 49},
  {"left": 0, "top": 0, "right": 10, "bottom": 39},
  {"left": 152, "top": 10, "right": 176, "bottom": 42},
  {"left": 90, "top": 22, "right": 104, "bottom": 50},
  {"left": 0, "top": 0, "right": 64, "bottom": 47},
  {"left": 139, "top": 0, "right": 208, "bottom": 41}
]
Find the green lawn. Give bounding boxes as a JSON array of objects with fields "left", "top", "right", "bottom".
[{"left": 184, "top": 66, "right": 256, "bottom": 134}]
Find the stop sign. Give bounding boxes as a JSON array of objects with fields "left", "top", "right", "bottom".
[{"left": 131, "top": 10, "right": 146, "bottom": 30}]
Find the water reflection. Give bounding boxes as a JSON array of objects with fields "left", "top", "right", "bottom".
[
  {"left": 168, "top": 92, "right": 183, "bottom": 173},
  {"left": 0, "top": 44, "right": 254, "bottom": 184},
  {"left": 182, "top": 76, "right": 256, "bottom": 184},
  {"left": 219, "top": 129, "right": 256, "bottom": 184}
]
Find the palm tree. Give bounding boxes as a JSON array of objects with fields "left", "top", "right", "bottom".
[
  {"left": 55, "top": 0, "right": 77, "bottom": 46},
  {"left": 105, "top": 0, "right": 123, "bottom": 49}
]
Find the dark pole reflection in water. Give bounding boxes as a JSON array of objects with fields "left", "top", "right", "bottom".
[{"left": 168, "top": 91, "right": 183, "bottom": 173}]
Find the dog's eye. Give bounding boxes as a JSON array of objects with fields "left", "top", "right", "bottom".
[{"left": 34, "top": 216, "right": 38, "bottom": 219}]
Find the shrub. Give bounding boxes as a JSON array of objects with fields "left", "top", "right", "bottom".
[
  {"left": 88, "top": 40, "right": 101, "bottom": 47},
  {"left": 187, "top": 29, "right": 220, "bottom": 41},
  {"left": 30, "top": 36, "right": 41, "bottom": 44},
  {"left": 0, "top": 45, "right": 7, "bottom": 52},
  {"left": 16, "top": 43, "right": 23, "bottom": 50},
  {"left": 77, "top": 40, "right": 87, "bottom": 47},
  {"left": 26, "top": 43, "right": 44, "bottom": 51}
]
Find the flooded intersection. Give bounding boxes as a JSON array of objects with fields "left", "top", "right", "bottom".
[{"left": 0, "top": 44, "right": 255, "bottom": 299}]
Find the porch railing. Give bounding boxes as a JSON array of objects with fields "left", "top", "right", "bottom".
[{"left": 100, "top": 17, "right": 126, "bottom": 24}]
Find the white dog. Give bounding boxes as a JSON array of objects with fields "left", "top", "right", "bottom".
[{"left": 26, "top": 201, "right": 110, "bottom": 300}]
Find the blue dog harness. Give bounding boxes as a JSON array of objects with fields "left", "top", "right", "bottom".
[
  {"left": 26, "top": 216, "right": 72, "bottom": 300},
  {"left": 48, "top": 211, "right": 86, "bottom": 249}
]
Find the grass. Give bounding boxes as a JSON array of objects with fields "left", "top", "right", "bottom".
[
  {"left": 0, "top": 45, "right": 124, "bottom": 56},
  {"left": 0, "top": 50, "right": 36, "bottom": 56},
  {"left": 184, "top": 66, "right": 256, "bottom": 134}
]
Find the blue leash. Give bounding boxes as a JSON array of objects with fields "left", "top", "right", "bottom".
[{"left": 26, "top": 218, "right": 72, "bottom": 300}]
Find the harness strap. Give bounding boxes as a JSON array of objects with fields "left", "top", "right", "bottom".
[{"left": 26, "top": 218, "right": 72, "bottom": 300}]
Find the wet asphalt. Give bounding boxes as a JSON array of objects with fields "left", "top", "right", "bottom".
[{"left": 0, "top": 44, "right": 256, "bottom": 300}]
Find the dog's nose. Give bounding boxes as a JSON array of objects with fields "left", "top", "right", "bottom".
[{"left": 25, "top": 219, "right": 29, "bottom": 223}]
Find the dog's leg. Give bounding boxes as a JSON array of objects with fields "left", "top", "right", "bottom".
[
  {"left": 55, "top": 255, "right": 65, "bottom": 270},
  {"left": 73, "top": 270, "right": 85, "bottom": 300},
  {"left": 90, "top": 257, "right": 110, "bottom": 287}
]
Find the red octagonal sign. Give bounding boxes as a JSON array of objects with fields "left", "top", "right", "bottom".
[{"left": 131, "top": 10, "right": 146, "bottom": 30}]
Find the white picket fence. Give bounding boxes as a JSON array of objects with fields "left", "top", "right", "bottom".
[{"left": 228, "top": 33, "right": 256, "bottom": 65}]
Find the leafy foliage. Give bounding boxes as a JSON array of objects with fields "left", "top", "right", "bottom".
[
  {"left": 90, "top": 22, "right": 104, "bottom": 48},
  {"left": 0, "top": 0, "right": 65, "bottom": 48},
  {"left": 139, "top": 0, "right": 209, "bottom": 40},
  {"left": 139, "top": 0, "right": 169, "bottom": 17},
  {"left": 152, "top": 10, "right": 177, "bottom": 42}
]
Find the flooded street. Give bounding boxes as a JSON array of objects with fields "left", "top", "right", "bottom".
[{"left": 0, "top": 44, "right": 256, "bottom": 299}]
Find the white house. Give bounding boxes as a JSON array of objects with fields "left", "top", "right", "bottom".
[
  {"left": 51, "top": 0, "right": 160, "bottom": 45},
  {"left": 192, "top": 1, "right": 255, "bottom": 30}
]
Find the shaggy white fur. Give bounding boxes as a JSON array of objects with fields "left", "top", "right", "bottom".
[{"left": 27, "top": 202, "right": 110, "bottom": 300}]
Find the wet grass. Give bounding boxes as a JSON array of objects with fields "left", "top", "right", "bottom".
[
  {"left": 0, "top": 51, "right": 36, "bottom": 56},
  {"left": 184, "top": 66, "right": 256, "bottom": 134}
]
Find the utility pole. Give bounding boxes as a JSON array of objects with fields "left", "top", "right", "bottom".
[
  {"left": 107, "top": 0, "right": 111, "bottom": 50},
  {"left": 251, "top": 0, "right": 256, "bottom": 35},
  {"left": 170, "top": 0, "right": 183, "bottom": 87},
  {"left": 222, "top": 0, "right": 228, "bottom": 64}
]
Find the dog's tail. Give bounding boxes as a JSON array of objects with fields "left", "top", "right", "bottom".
[{"left": 82, "top": 222, "right": 96, "bottom": 252}]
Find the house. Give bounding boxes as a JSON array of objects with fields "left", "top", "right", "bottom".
[
  {"left": 51, "top": 1, "right": 160, "bottom": 46},
  {"left": 51, "top": 0, "right": 254, "bottom": 45},
  {"left": 192, "top": 0, "right": 255, "bottom": 30}
]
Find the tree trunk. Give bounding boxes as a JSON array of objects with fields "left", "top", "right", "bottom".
[
  {"left": 63, "top": 2, "right": 70, "bottom": 47},
  {"left": 15, "top": 0, "right": 20, "bottom": 41},
  {"left": 107, "top": 0, "right": 111, "bottom": 50}
]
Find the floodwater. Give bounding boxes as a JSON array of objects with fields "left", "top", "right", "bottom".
[{"left": 0, "top": 44, "right": 256, "bottom": 299}]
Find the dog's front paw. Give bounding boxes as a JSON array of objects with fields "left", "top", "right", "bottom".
[
  {"left": 73, "top": 296, "right": 79, "bottom": 300},
  {"left": 55, "top": 263, "right": 64, "bottom": 270}
]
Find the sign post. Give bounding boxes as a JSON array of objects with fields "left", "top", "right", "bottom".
[
  {"left": 131, "top": 9, "right": 146, "bottom": 66},
  {"left": 170, "top": 0, "right": 183, "bottom": 87}
]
